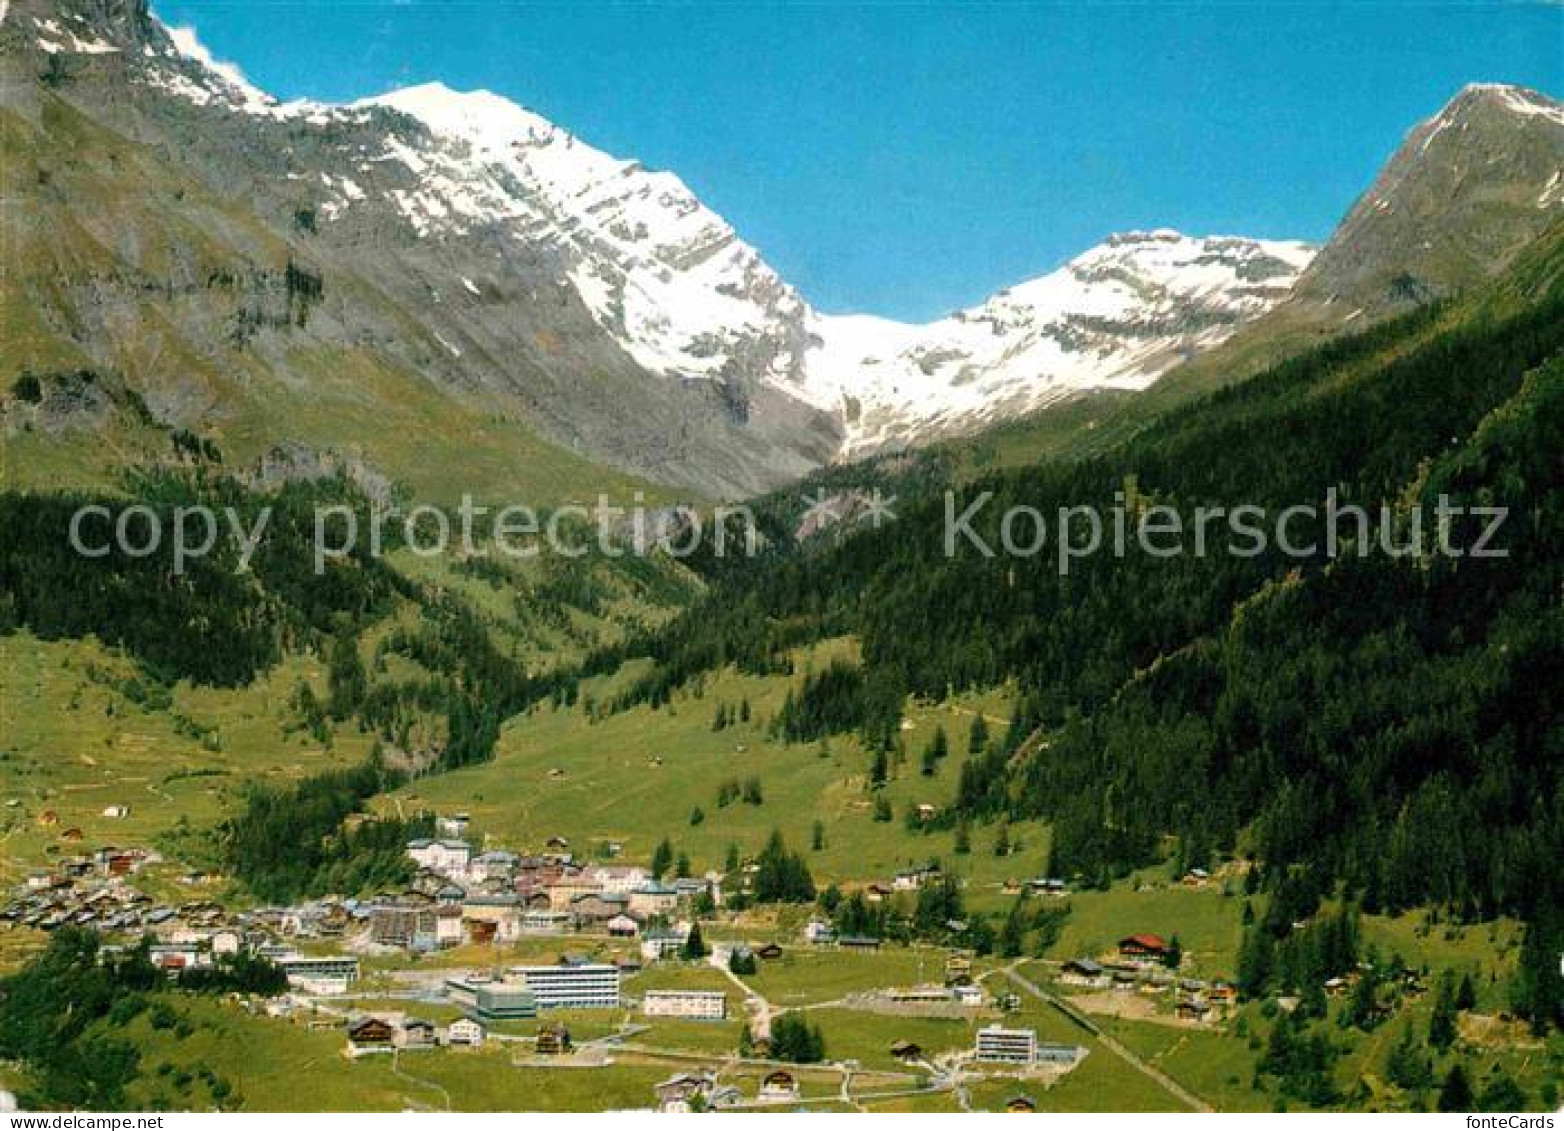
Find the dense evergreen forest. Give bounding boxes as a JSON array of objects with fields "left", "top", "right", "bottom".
[
  {"left": 594, "top": 227, "right": 1564, "bottom": 1030},
  {"left": 221, "top": 755, "right": 432, "bottom": 903},
  {"left": 0, "top": 473, "right": 406, "bottom": 686}
]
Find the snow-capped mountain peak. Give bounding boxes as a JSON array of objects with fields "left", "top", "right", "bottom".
[
  {"left": 356, "top": 82, "right": 815, "bottom": 390},
  {"left": 803, "top": 230, "right": 1315, "bottom": 455},
  {"left": 348, "top": 78, "right": 1319, "bottom": 453},
  {"left": 26, "top": 0, "right": 1321, "bottom": 474}
]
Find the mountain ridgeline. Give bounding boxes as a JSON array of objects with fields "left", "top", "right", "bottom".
[{"left": 4, "top": 0, "right": 1561, "bottom": 499}]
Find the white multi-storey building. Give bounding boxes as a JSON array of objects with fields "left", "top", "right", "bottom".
[
  {"left": 406, "top": 838, "right": 472, "bottom": 877},
  {"left": 274, "top": 954, "right": 360, "bottom": 995},
  {"left": 586, "top": 865, "right": 650, "bottom": 894},
  {"left": 975, "top": 1025, "right": 1038, "bottom": 1064},
  {"left": 511, "top": 962, "right": 622, "bottom": 1009},
  {"left": 642, "top": 990, "right": 727, "bottom": 1020}
]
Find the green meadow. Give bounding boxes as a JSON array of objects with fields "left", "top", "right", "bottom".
[
  {"left": 0, "top": 632, "right": 370, "bottom": 888},
  {"left": 378, "top": 638, "right": 1047, "bottom": 900}
]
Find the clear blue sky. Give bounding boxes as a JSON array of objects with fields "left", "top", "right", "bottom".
[{"left": 154, "top": 1, "right": 1561, "bottom": 321}]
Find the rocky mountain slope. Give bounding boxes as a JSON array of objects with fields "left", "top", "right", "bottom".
[
  {"left": 961, "top": 80, "right": 1564, "bottom": 467},
  {"left": 1288, "top": 83, "right": 1564, "bottom": 320},
  {"left": 1, "top": 0, "right": 838, "bottom": 499},
  {"left": 0, "top": 0, "right": 1314, "bottom": 497},
  {"left": 2, "top": 0, "right": 1559, "bottom": 498}
]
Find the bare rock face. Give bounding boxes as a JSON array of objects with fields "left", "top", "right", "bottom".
[
  {"left": 1288, "top": 84, "right": 1564, "bottom": 320},
  {"left": 249, "top": 443, "right": 395, "bottom": 507},
  {"left": 5, "top": 0, "right": 1554, "bottom": 498}
]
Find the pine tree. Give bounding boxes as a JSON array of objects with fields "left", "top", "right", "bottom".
[
  {"left": 1437, "top": 1064, "right": 1474, "bottom": 1113},
  {"left": 953, "top": 819, "right": 971, "bottom": 855},
  {"left": 1455, "top": 972, "right": 1477, "bottom": 1011},
  {"left": 1238, "top": 926, "right": 1274, "bottom": 998},
  {"left": 326, "top": 630, "right": 367, "bottom": 720},
  {"left": 969, "top": 715, "right": 989, "bottom": 754},
  {"left": 1384, "top": 1026, "right": 1432, "bottom": 1092},
  {"left": 921, "top": 726, "right": 949, "bottom": 776},
  {"left": 999, "top": 899, "right": 1027, "bottom": 958},
  {"left": 770, "top": 1012, "right": 825, "bottom": 1064},
  {"left": 1511, "top": 912, "right": 1564, "bottom": 1035},
  {"left": 1477, "top": 1071, "right": 1527, "bottom": 1112},
  {"left": 651, "top": 837, "right": 674, "bottom": 880},
  {"left": 1429, "top": 970, "right": 1459, "bottom": 1050},
  {"left": 681, "top": 921, "right": 708, "bottom": 960},
  {"left": 753, "top": 830, "right": 815, "bottom": 903},
  {"left": 811, "top": 820, "right": 825, "bottom": 851},
  {"left": 1343, "top": 968, "right": 1382, "bottom": 1031}
]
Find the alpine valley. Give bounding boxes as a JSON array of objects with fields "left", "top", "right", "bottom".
[{"left": 1, "top": 0, "right": 1562, "bottom": 1116}]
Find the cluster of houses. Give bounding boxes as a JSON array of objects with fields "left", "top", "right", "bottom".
[
  {"left": 653, "top": 1071, "right": 745, "bottom": 1112},
  {"left": 653, "top": 1069, "right": 806, "bottom": 1111},
  {"left": 344, "top": 1012, "right": 488, "bottom": 1056},
  {"left": 3, "top": 846, "right": 162, "bottom": 932},
  {"left": 867, "top": 952, "right": 1006, "bottom": 1010},
  {"left": 801, "top": 919, "right": 884, "bottom": 950},
  {"left": 2, "top": 848, "right": 385, "bottom": 1000},
  {"left": 1001, "top": 876, "right": 1072, "bottom": 899},
  {"left": 376, "top": 830, "right": 718, "bottom": 951},
  {"left": 1055, "top": 935, "right": 1238, "bottom": 1023}
]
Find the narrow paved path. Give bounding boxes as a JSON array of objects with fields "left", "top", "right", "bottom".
[
  {"left": 1002, "top": 964, "right": 1212, "bottom": 1112},
  {"left": 713, "top": 953, "right": 775, "bottom": 1039}
]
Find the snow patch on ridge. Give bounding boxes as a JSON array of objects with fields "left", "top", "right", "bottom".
[
  {"left": 357, "top": 82, "right": 813, "bottom": 387},
  {"left": 166, "top": 24, "right": 270, "bottom": 109},
  {"left": 804, "top": 231, "right": 1316, "bottom": 455}
]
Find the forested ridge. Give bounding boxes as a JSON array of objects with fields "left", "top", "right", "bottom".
[
  {"left": 592, "top": 225, "right": 1564, "bottom": 1029},
  {"left": 0, "top": 472, "right": 407, "bottom": 687}
]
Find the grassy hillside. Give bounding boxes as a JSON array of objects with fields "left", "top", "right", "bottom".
[
  {"left": 376, "top": 637, "right": 1047, "bottom": 907},
  {"left": 0, "top": 633, "right": 371, "bottom": 888},
  {"left": 0, "top": 96, "right": 683, "bottom": 508},
  {"left": 0, "top": 519, "right": 702, "bottom": 889}
]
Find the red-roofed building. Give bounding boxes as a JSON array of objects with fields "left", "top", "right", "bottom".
[{"left": 1117, "top": 934, "right": 1170, "bottom": 960}]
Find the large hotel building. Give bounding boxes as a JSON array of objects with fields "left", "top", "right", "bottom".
[{"left": 510, "top": 962, "right": 622, "bottom": 1009}]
